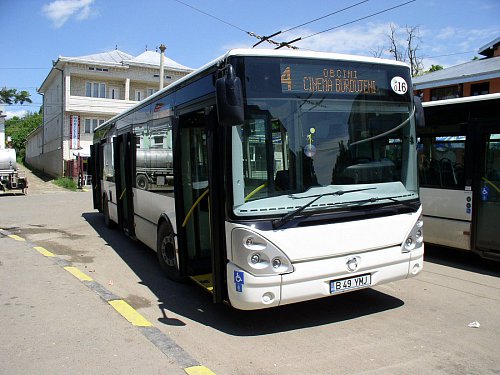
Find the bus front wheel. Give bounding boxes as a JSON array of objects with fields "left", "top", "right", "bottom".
[{"left": 157, "top": 223, "right": 184, "bottom": 282}]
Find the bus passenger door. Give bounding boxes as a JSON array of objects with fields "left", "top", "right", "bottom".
[
  {"left": 474, "top": 132, "right": 500, "bottom": 257},
  {"left": 90, "top": 144, "right": 101, "bottom": 211},
  {"left": 114, "top": 132, "right": 135, "bottom": 237},
  {"left": 177, "top": 108, "right": 224, "bottom": 303}
]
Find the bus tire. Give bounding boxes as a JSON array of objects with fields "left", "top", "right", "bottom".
[
  {"left": 157, "top": 223, "right": 184, "bottom": 282},
  {"left": 136, "top": 174, "right": 149, "bottom": 190},
  {"left": 103, "top": 195, "right": 116, "bottom": 229}
]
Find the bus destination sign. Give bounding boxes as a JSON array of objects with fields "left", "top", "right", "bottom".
[{"left": 280, "top": 63, "right": 385, "bottom": 95}]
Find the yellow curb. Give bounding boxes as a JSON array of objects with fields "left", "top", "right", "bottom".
[
  {"left": 64, "top": 266, "right": 93, "bottom": 282},
  {"left": 34, "top": 246, "right": 56, "bottom": 257},
  {"left": 108, "top": 300, "right": 153, "bottom": 327},
  {"left": 8, "top": 234, "right": 25, "bottom": 242},
  {"left": 185, "top": 366, "right": 216, "bottom": 375}
]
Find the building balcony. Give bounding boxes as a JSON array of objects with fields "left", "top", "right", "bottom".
[{"left": 66, "top": 96, "right": 137, "bottom": 116}]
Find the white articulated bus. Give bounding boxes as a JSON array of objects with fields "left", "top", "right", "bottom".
[
  {"left": 90, "top": 49, "right": 424, "bottom": 310},
  {"left": 418, "top": 93, "right": 500, "bottom": 261}
]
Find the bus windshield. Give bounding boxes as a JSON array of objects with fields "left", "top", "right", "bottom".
[{"left": 231, "top": 57, "right": 418, "bottom": 218}]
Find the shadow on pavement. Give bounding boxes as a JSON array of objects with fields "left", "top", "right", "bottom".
[
  {"left": 424, "top": 244, "right": 500, "bottom": 278},
  {"left": 82, "top": 211, "right": 404, "bottom": 337}
]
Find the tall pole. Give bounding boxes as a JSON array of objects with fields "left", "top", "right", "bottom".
[
  {"left": 159, "top": 44, "right": 166, "bottom": 90},
  {"left": 0, "top": 105, "right": 6, "bottom": 149}
]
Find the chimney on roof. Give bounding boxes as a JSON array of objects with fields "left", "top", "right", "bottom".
[{"left": 159, "top": 44, "right": 166, "bottom": 90}]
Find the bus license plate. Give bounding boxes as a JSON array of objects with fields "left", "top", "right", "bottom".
[{"left": 330, "top": 274, "right": 371, "bottom": 294}]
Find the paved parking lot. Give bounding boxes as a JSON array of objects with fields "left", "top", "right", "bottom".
[{"left": 1, "top": 188, "right": 499, "bottom": 375}]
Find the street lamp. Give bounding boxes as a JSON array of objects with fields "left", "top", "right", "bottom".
[{"left": 159, "top": 44, "right": 166, "bottom": 90}]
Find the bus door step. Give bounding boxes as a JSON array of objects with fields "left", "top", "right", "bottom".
[{"left": 189, "top": 273, "right": 213, "bottom": 293}]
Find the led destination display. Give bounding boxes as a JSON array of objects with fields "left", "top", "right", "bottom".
[{"left": 280, "top": 62, "right": 387, "bottom": 95}]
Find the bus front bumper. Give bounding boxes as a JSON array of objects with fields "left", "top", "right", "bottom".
[{"left": 227, "top": 245, "right": 423, "bottom": 310}]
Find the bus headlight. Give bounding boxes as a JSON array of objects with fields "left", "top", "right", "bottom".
[
  {"left": 232, "top": 228, "right": 294, "bottom": 276},
  {"left": 251, "top": 253, "right": 260, "bottom": 264},
  {"left": 403, "top": 215, "right": 424, "bottom": 252},
  {"left": 415, "top": 229, "right": 423, "bottom": 243},
  {"left": 272, "top": 258, "right": 281, "bottom": 269}
]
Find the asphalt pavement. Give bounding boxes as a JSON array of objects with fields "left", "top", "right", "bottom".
[
  {"left": 0, "top": 167, "right": 209, "bottom": 374},
  {"left": 1, "top": 167, "right": 500, "bottom": 374},
  {"left": 0, "top": 229, "right": 188, "bottom": 375}
]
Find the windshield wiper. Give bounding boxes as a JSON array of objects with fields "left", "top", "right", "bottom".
[
  {"left": 345, "top": 194, "right": 418, "bottom": 209},
  {"left": 271, "top": 187, "right": 376, "bottom": 229}
]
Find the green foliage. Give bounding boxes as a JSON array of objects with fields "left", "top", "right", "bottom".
[
  {"left": 5, "top": 112, "right": 42, "bottom": 159},
  {"left": 0, "top": 87, "right": 32, "bottom": 104},
  {"left": 428, "top": 64, "right": 444, "bottom": 72},
  {"left": 53, "top": 177, "right": 77, "bottom": 191}
]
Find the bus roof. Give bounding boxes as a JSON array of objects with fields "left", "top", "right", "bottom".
[
  {"left": 422, "top": 93, "right": 500, "bottom": 108},
  {"left": 223, "top": 48, "right": 410, "bottom": 67},
  {"left": 94, "top": 48, "right": 410, "bottom": 134}
]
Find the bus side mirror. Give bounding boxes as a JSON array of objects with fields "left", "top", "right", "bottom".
[
  {"left": 216, "top": 64, "right": 244, "bottom": 127},
  {"left": 414, "top": 96, "right": 425, "bottom": 128}
]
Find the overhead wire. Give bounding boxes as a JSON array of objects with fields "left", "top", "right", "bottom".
[
  {"left": 253, "top": 0, "right": 370, "bottom": 48},
  {"left": 281, "top": 0, "right": 369, "bottom": 35},
  {"left": 170, "top": 0, "right": 248, "bottom": 34},
  {"left": 423, "top": 50, "right": 477, "bottom": 59},
  {"left": 170, "top": 0, "right": 417, "bottom": 51},
  {"left": 300, "top": 0, "right": 416, "bottom": 42},
  {"left": 170, "top": 0, "right": 299, "bottom": 49}
]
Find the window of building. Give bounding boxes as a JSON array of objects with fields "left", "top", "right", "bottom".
[
  {"left": 84, "top": 118, "right": 105, "bottom": 134},
  {"left": 109, "top": 87, "right": 120, "bottom": 100},
  {"left": 135, "top": 90, "right": 144, "bottom": 101},
  {"left": 88, "top": 67, "right": 109, "bottom": 72},
  {"left": 153, "top": 74, "right": 172, "bottom": 79},
  {"left": 147, "top": 88, "right": 156, "bottom": 97},
  {"left": 430, "top": 85, "right": 462, "bottom": 101},
  {"left": 85, "top": 82, "right": 106, "bottom": 98},
  {"left": 471, "top": 82, "right": 489, "bottom": 96}
]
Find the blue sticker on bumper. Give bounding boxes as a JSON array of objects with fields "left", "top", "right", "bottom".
[{"left": 234, "top": 271, "right": 244, "bottom": 292}]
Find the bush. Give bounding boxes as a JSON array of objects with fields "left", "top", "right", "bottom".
[{"left": 53, "top": 177, "right": 77, "bottom": 191}]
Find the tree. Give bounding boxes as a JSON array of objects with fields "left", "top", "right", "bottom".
[
  {"left": 387, "top": 24, "right": 424, "bottom": 77},
  {"left": 0, "top": 87, "right": 32, "bottom": 105},
  {"left": 428, "top": 64, "right": 444, "bottom": 73},
  {"left": 5, "top": 112, "right": 42, "bottom": 159}
]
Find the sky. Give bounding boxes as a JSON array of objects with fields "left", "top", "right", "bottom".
[{"left": 0, "top": 0, "right": 498, "bottom": 118}]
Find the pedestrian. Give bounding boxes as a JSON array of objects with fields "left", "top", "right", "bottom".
[{"left": 22, "top": 176, "right": 28, "bottom": 195}]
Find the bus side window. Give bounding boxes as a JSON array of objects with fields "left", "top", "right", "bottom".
[
  {"left": 103, "top": 141, "right": 114, "bottom": 182},
  {"left": 418, "top": 136, "right": 465, "bottom": 188},
  {"left": 134, "top": 124, "right": 150, "bottom": 190},
  {"left": 485, "top": 135, "right": 500, "bottom": 181}
]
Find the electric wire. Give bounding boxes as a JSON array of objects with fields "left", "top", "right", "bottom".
[
  {"left": 283, "top": 0, "right": 417, "bottom": 48},
  {"left": 276, "top": 0, "right": 417, "bottom": 49},
  {"left": 253, "top": 0, "right": 370, "bottom": 48},
  {"left": 171, "top": 0, "right": 416, "bottom": 51},
  {"left": 170, "top": 0, "right": 248, "bottom": 34},
  {"left": 281, "top": 0, "right": 369, "bottom": 35},
  {"left": 423, "top": 50, "right": 477, "bottom": 58},
  {"left": 303, "top": 0, "right": 416, "bottom": 40}
]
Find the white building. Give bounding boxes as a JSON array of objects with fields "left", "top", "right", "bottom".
[{"left": 26, "top": 49, "right": 192, "bottom": 177}]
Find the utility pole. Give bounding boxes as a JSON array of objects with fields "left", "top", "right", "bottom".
[
  {"left": 0, "top": 105, "right": 6, "bottom": 149},
  {"left": 159, "top": 44, "right": 166, "bottom": 90}
]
